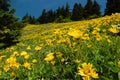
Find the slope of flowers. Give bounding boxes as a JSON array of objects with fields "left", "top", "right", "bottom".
[{"left": 0, "top": 13, "right": 120, "bottom": 79}]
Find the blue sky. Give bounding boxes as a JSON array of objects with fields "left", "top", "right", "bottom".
[{"left": 11, "top": 0, "right": 106, "bottom": 19}]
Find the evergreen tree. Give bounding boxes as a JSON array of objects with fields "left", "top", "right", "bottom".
[
  {"left": 104, "top": 0, "right": 115, "bottom": 15},
  {"left": 29, "top": 15, "right": 36, "bottom": 24},
  {"left": 56, "top": 6, "right": 65, "bottom": 22},
  {"left": 71, "top": 3, "right": 83, "bottom": 21},
  {"left": 37, "top": 9, "right": 48, "bottom": 24},
  {"left": 56, "top": 7, "right": 61, "bottom": 18},
  {"left": 0, "top": 0, "right": 24, "bottom": 47},
  {"left": 22, "top": 13, "right": 30, "bottom": 23},
  {"left": 47, "top": 9, "right": 56, "bottom": 22},
  {"left": 84, "top": 0, "right": 93, "bottom": 18},
  {"left": 65, "top": 3, "right": 70, "bottom": 18},
  {"left": 0, "top": 0, "right": 10, "bottom": 11},
  {"left": 91, "top": 0, "right": 101, "bottom": 16},
  {"left": 56, "top": 3, "right": 70, "bottom": 19},
  {"left": 104, "top": 0, "right": 120, "bottom": 15},
  {"left": 22, "top": 13, "right": 36, "bottom": 24},
  {"left": 115, "top": 0, "right": 120, "bottom": 13},
  {"left": 61, "top": 6, "right": 66, "bottom": 18}
]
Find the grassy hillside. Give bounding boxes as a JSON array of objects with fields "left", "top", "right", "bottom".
[{"left": 0, "top": 13, "right": 120, "bottom": 80}]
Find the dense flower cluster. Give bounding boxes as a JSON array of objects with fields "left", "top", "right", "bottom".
[{"left": 78, "top": 63, "right": 98, "bottom": 80}]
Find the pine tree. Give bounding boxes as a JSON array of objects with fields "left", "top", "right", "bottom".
[
  {"left": 29, "top": 15, "right": 36, "bottom": 24},
  {"left": 92, "top": 0, "right": 101, "bottom": 16},
  {"left": 0, "top": 0, "right": 24, "bottom": 48},
  {"left": 71, "top": 3, "right": 83, "bottom": 21},
  {"left": 22, "top": 13, "right": 30, "bottom": 23},
  {"left": 57, "top": 6, "right": 66, "bottom": 18},
  {"left": 104, "top": 0, "right": 120, "bottom": 15},
  {"left": 0, "top": 0, "right": 10, "bottom": 11},
  {"left": 56, "top": 3, "right": 70, "bottom": 19},
  {"left": 115, "top": 0, "right": 120, "bottom": 13},
  {"left": 104, "top": 0, "right": 115, "bottom": 15},
  {"left": 84, "top": 0, "right": 93, "bottom": 18},
  {"left": 37, "top": 9, "right": 48, "bottom": 24},
  {"left": 56, "top": 7, "right": 61, "bottom": 18},
  {"left": 47, "top": 9, "right": 56, "bottom": 22},
  {"left": 65, "top": 3, "right": 70, "bottom": 18},
  {"left": 22, "top": 13, "right": 36, "bottom": 24},
  {"left": 56, "top": 6, "right": 65, "bottom": 22},
  {"left": 78, "top": 3, "right": 84, "bottom": 19},
  {"left": 61, "top": 6, "right": 66, "bottom": 18}
]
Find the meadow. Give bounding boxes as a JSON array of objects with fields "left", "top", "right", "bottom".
[{"left": 0, "top": 13, "right": 120, "bottom": 80}]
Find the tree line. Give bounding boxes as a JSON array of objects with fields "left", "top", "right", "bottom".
[
  {"left": 22, "top": 0, "right": 101, "bottom": 24},
  {"left": 22, "top": 0, "right": 120, "bottom": 24}
]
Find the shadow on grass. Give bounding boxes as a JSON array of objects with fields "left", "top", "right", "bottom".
[{"left": 0, "top": 41, "right": 19, "bottom": 49}]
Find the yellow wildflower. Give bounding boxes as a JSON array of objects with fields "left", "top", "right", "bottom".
[
  {"left": 0, "top": 52, "right": 2, "bottom": 54},
  {"left": 92, "top": 30, "right": 99, "bottom": 35},
  {"left": 68, "top": 29, "right": 83, "bottom": 39},
  {"left": 27, "top": 45, "right": 31, "bottom": 50},
  {"left": 0, "top": 70, "right": 1, "bottom": 75},
  {"left": 35, "top": 46, "right": 41, "bottom": 51},
  {"left": 41, "top": 77, "right": 44, "bottom": 80},
  {"left": 57, "top": 39, "right": 66, "bottom": 44},
  {"left": 104, "top": 35, "right": 109, "bottom": 38},
  {"left": 50, "top": 61, "right": 55, "bottom": 65},
  {"left": 23, "top": 62, "right": 31, "bottom": 70},
  {"left": 10, "top": 72, "right": 16, "bottom": 78},
  {"left": 81, "top": 34, "right": 90, "bottom": 40},
  {"left": 108, "top": 25, "right": 119, "bottom": 33},
  {"left": 13, "top": 51, "right": 19, "bottom": 56},
  {"left": 61, "top": 58, "right": 65, "bottom": 63},
  {"left": 10, "top": 62, "right": 20, "bottom": 69},
  {"left": 24, "top": 54, "right": 30, "bottom": 59},
  {"left": 74, "top": 59, "right": 80, "bottom": 63},
  {"left": 56, "top": 52, "right": 63, "bottom": 57},
  {"left": 90, "top": 69, "right": 99, "bottom": 78},
  {"left": 6, "top": 57, "right": 16, "bottom": 63},
  {"left": 95, "top": 27, "right": 100, "bottom": 31},
  {"left": 4, "top": 65, "right": 10, "bottom": 72},
  {"left": 96, "top": 35, "right": 102, "bottom": 41},
  {"left": 78, "top": 63, "right": 98, "bottom": 80},
  {"left": 107, "top": 39, "right": 111, "bottom": 43},
  {"left": 44, "top": 53, "right": 54, "bottom": 62},
  {"left": 118, "top": 61, "right": 120, "bottom": 68},
  {"left": 78, "top": 63, "right": 92, "bottom": 76},
  {"left": 6, "top": 57, "right": 20, "bottom": 69},
  {"left": 96, "top": 37, "right": 102, "bottom": 41},
  {"left": 82, "top": 76, "right": 90, "bottom": 80},
  {"left": 87, "top": 44, "right": 92, "bottom": 48},
  {"left": 0, "top": 55, "right": 6, "bottom": 61},
  {"left": 32, "top": 59, "right": 37, "bottom": 63},
  {"left": 46, "top": 39, "right": 53, "bottom": 46},
  {"left": 20, "top": 51, "right": 27, "bottom": 56},
  {"left": 102, "top": 29, "right": 106, "bottom": 32}
]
